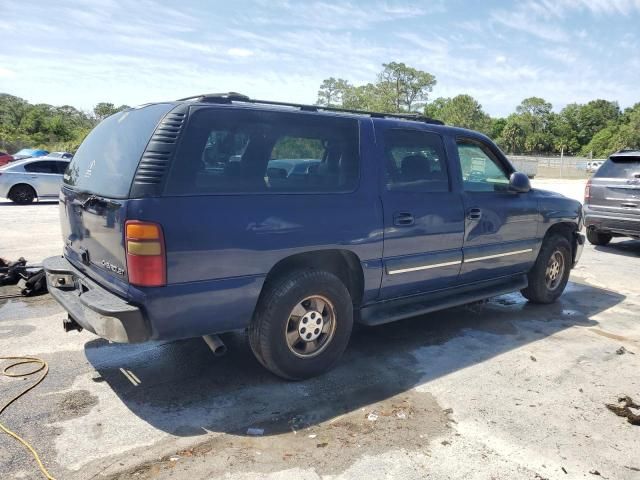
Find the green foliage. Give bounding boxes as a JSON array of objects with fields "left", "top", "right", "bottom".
[
  {"left": 425, "top": 94, "right": 491, "bottom": 134},
  {"left": 316, "top": 62, "right": 435, "bottom": 112},
  {"left": 0, "top": 94, "right": 130, "bottom": 154}
]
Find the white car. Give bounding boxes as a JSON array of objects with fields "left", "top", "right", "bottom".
[
  {"left": 0, "top": 157, "right": 70, "bottom": 204},
  {"left": 586, "top": 161, "right": 604, "bottom": 173}
]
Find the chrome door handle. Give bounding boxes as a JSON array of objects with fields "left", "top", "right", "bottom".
[{"left": 393, "top": 212, "right": 415, "bottom": 226}]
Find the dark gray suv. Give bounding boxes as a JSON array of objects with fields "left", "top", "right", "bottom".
[{"left": 584, "top": 150, "right": 640, "bottom": 245}]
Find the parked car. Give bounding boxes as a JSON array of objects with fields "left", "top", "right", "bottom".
[
  {"left": 584, "top": 149, "right": 640, "bottom": 245},
  {"left": 12, "top": 148, "right": 49, "bottom": 160},
  {"left": 586, "top": 161, "right": 604, "bottom": 173},
  {"left": 0, "top": 151, "right": 13, "bottom": 166},
  {"left": 0, "top": 157, "right": 70, "bottom": 203},
  {"left": 44, "top": 93, "right": 584, "bottom": 380}
]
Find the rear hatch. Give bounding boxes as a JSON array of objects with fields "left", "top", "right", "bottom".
[
  {"left": 60, "top": 103, "right": 175, "bottom": 295},
  {"left": 588, "top": 153, "right": 640, "bottom": 217}
]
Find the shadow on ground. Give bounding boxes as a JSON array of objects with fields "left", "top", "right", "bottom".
[
  {"left": 594, "top": 239, "right": 640, "bottom": 258},
  {"left": 84, "top": 281, "right": 623, "bottom": 438}
]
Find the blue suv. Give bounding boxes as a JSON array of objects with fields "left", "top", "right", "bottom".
[{"left": 44, "top": 93, "right": 584, "bottom": 379}]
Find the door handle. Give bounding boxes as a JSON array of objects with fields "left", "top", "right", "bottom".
[
  {"left": 393, "top": 212, "right": 415, "bottom": 226},
  {"left": 621, "top": 202, "right": 637, "bottom": 208},
  {"left": 467, "top": 207, "right": 482, "bottom": 220}
]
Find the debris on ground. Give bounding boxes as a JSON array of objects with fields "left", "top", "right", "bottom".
[
  {"left": 616, "top": 346, "right": 635, "bottom": 355},
  {"left": 530, "top": 355, "right": 537, "bottom": 362},
  {"left": 366, "top": 412, "right": 378, "bottom": 421},
  {"left": 589, "top": 469, "right": 601, "bottom": 476},
  {"left": 0, "top": 256, "right": 48, "bottom": 296},
  {"left": 246, "top": 427, "right": 264, "bottom": 436},
  {"left": 605, "top": 396, "right": 640, "bottom": 426}
]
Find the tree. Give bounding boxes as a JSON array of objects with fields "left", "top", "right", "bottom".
[
  {"left": 377, "top": 62, "right": 436, "bottom": 112},
  {"left": 424, "top": 94, "right": 491, "bottom": 134},
  {"left": 316, "top": 78, "right": 351, "bottom": 107},
  {"left": 497, "top": 116, "right": 526, "bottom": 154},
  {"left": 93, "top": 102, "right": 130, "bottom": 121}
]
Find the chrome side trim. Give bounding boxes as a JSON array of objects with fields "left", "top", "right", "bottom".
[
  {"left": 387, "top": 260, "right": 462, "bottom": 275},
  {"left": 465, "top": 248, "right": 533, "bottom": 263}
]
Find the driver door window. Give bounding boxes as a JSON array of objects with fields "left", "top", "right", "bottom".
[{"left": 456, "top": 139, "right": 509, "bottom": 192}]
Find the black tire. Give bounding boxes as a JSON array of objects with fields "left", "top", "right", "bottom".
[
  {"left": 9, "top": 184, "right": 36, "bottom": 204},
  {"left": 249, "top": 270, "right": 353, "bottom": 380},
  {"left": 586, "top": 228, "right": 612, "bottom": 246},
  {"left": 521, "top": 234, "right": 571, "bottom": 304}
]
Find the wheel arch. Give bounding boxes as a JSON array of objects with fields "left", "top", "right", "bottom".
[
  {"left": 8, "top": 182, "right": 38, "bottom": 199},
  {"left": 542, "top": 221, "right": 578, "bottom": 264},
  {"left": 259, "top": 249, "right": 365, "bottom": 308}
]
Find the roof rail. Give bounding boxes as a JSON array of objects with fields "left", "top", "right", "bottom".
[
  {"left": 176, "top": 92, "right": 444, "bottom": 125},
  {"left": 177, "top": 92, "right": 250, "bottom": 103}
]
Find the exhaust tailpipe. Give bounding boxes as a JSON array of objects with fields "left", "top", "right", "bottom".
[
  {"left": 63, "top": 315, "right": 83, "bottom": 332},
  {"left": 203, "top": 334, "right": 227, "bottom": 357}
]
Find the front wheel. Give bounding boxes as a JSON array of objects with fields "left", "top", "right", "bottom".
[
  {"left": 586, "top": 228, "right": 612, "bottom": 246},
  {"left": 249, "top": 270, "right": 353, "bottom": 380},
  {"left": 521, "top": 234, "right": 571, "bottom": 304}
]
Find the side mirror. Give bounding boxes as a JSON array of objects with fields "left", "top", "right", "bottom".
[{"left": 509, "top": 172, "right": 531, "bottom": 193}]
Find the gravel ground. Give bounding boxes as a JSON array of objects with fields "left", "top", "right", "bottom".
[{"left": 1, "top": 180, "right": 639, "bottom": 480}]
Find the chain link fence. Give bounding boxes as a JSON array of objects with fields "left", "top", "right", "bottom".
[{"left": 508, "top": 155, "right": 605, "bottom": 179}]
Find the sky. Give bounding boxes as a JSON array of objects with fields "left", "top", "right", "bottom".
[{"left": 0, "top": 0, "right": 639, "bottom": 117}]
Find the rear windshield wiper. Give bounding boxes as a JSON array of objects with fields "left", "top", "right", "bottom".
[{"left": 80, "top": 194, "right": 120, "bottom": 209}]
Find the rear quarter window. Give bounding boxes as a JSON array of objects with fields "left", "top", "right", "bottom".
[
  {"left": 595, "top": 157, "right": 640, "bottom": 179},
  {"left": 63, "top": 103, "right": 174, "bottom": 198},
  {"left": 165, "top": 108, "right": 360, "bottom": 195}
]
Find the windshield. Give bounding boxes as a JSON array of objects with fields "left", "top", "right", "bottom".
[
  {"left": 595, "top": 156, "right": 640, "bottom": 179},
  {"left": 63, "top": 103, "right": 174, "bottom": 198}
]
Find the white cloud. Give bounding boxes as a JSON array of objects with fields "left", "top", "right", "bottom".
[
  {"left": 0, "top": 67, "right": 16, "bottom": 78},
  {"left": 227, "top": 48, "right": 254, "bottom": 58}
]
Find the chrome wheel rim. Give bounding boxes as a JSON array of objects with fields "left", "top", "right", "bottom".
[
  {"left": 545, "top": 250, "right": 565, "bottom": 290},
  {"left": 285, "top": 295, "right": 336, "bottom": 358}
]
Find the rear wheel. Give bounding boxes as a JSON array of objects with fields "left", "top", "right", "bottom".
[
  {"left": 586, "top": 228, "right": 612, "bottom": 246},
  {"left": 521, "top": 234, "right": 571, "bottom": 304},
  {"left": 249, "top": 270, "right": 353, "bottom": 380},
  {"left": 9, "top": 184, "right": 36, "bottom": 204}
]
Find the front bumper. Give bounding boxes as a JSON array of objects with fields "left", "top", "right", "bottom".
[
  {"left": 43, "top": 256, "right": 150, "bottom": 343},
  {"left": 573, "top": 232, "right": 585, "bottom": 267}
]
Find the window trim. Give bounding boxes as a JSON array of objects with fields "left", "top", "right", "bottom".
[
  {"left": 163, "top": 106, "right": 363, "bottom": 197},
  {"left": 455, "top": 136, "right": 513, "bottom": 193},
  {"left": 382, "top": 127, "right": 452, "bottom": 194}
]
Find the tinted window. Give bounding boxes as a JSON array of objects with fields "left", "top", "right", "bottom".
[
  {"left": 595, "top": 157, "right": 640, "bottom": 179},
  {"left": 456, "top": 139, "right": 509, "bottom": 192},
  {"left": 54, "top": 161, "right": 69, "bottom": 174},
  {"left": 63, "top": 103, "right": 174, "bottom": 198},
  {"left": 166, "top": 109, "right": 359, "bottom": 194},
  {"left": 24, "top": 161, "right": 57, "bottom": 173},
  {"left": 384, "top": 129, "right": 449, "bottom": 192}
]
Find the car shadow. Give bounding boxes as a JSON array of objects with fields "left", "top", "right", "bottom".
[
  {"left": 84, "top": 281, "right": 623, "bottom": 438},
  {"left": 594, "top": 239, "right": 640, "bottom": 258}
]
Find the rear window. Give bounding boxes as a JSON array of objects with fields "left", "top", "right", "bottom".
[
  {"left": 63, "top": 103, "right": 174, "bottom": 198},
  {"left": 165, "top": 108, "right": 359, "bottom": 195},
  {"left": 595, "top": 156, "right": 640, "bottom": 179}
]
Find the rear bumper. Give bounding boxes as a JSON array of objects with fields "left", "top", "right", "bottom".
[
  {"left": 584, "top": 207, "right": 640, "bottom": 236},
  {"left": 43, "top": 256, "right": 150, "bottom": 343}
]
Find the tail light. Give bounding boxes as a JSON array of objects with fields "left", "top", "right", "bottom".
[
  {"left": 125, "top": 221, "right": 166, "bottom": 287},
  {"left": 584, "top": 179, "right": 591, "bottom": 203}
]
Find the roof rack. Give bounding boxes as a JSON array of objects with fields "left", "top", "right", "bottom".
[{"left": 176, "top": 92, "right": 444, "bottom": 125}]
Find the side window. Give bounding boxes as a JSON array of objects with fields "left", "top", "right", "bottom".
[
  {"left": 54, "top": 161, "right": 69, "bottom": 174},
  {"left": 384, "top": 129, "right": 449, "bottom": 193},
  {"left": 166, "top": 110, "right": 360, "bottom": 194},
  {"left": 456, "top": 139, "right": 509, "bottom": 192},
  {"left": 24, "top": 161, "right": 54, "bottom": 173}
]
